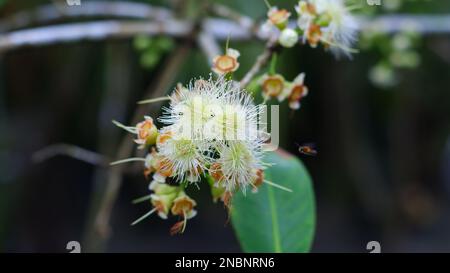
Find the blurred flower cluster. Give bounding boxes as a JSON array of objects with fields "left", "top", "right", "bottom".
[{"left": 359, "top": 1, "right": 422, "bottom": 89}]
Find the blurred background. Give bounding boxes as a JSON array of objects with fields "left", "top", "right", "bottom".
[{"left": 1, "top": 0, "right": 450, "bottom": 252}]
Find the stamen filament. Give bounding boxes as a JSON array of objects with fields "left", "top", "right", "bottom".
[
  {"left": 137, "top": 96, "right": 171, "bottom": 105},
  {"left": 112, "top": 120, "right": 137, "bottom": 134},
  {"left": 110, "top": 157, "right": 146, "bottom": 166},
  {"left": 321, "top": 38, "right": 359, "bottom": 54},
  {"left": 182, "top": 210, "right": 187, "bottom": 233},
  {"left": 131, "top": 208, "right": 156, "bottom": 226},
  {"left": 263, "top": 179, "right": 293, "bottom": 193},
  {"left": 132, "top": 194, "right": 153, "bottom": 204}
]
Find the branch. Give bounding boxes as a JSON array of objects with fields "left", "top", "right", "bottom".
[
  {"left": 197, "top": 31, "right": 222, "bottom": 65},
  {"left": 32, "top": 143, "right": 108, "bottom": 166},
  {"left": 208, "top": 3, "right": 254, "bottom": 30},
  {"left": 357, "top": 14, "right": 450, "bottom": 34},
  {"left": 0, "top": 1, "right": 173, "bottom": 32},
  {"left": 1, "top": 14, "right": 449, "bottom": 53},
  {"left": 239, "top": 37, "right": 278, "bottom": 88},
  {"left": 202, "top": 18, "right": 267, "bottom": 41},
  {"left": 0, "top": 20, "right": 193, "bottom": 52}
]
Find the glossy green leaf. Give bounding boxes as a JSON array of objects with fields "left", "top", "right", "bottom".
[{"left": 231, "top": 150, "right": 316, "bottom": 253}]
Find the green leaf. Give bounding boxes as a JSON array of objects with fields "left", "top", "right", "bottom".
[{"left": 231, "top": 150, "right": 316, "bottom": 253}]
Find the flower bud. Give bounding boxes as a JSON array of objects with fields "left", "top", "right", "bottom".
[
  {"left": 279, "top": 29, "right": 299, "bottom": 48},
  {"left": 135, "top": 116, "right": 158, "bottom": 148},
  {"left": 267, "top": 7, "right": 291, "bottom": 30}
]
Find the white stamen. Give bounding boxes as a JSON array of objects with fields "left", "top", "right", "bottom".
[
  {"left": 112, "top": 120, "right": 137, "bottom": 134},
  {"left": 137, "top": 96, "right": 171, "bottom": 105},
  {"left": 263, "top": 179, "right": 293, "bottom": 193},
  {"left": 110, "top": 157, "right": 146, "bottom": 166},
  {"left": 131, "top": 208, "right": 156, "bottom": 226},
  {"left": 132, "top": 194, "right": 153, "bottom": 204}
]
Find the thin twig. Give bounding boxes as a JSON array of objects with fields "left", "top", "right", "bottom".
[
  {"left": 209, "top": 3, "right": 254, "bottom": 30},
  {"left": 32, "top": 143, "right": 108, "bottom": 166},
  {"left": 357, "top": 14, "right": 450, "bottom": 34},
  {"left": 239, "top": 37, "right": 278, "bottom": 88},
  {"left": 197, "top": 31, "right": 222, "bottom": 65}
]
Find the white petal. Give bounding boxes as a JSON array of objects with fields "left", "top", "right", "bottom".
[{"left": 227, "top": 48, "right": 240, "bottom": 59}]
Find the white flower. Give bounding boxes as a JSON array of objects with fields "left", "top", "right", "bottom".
[
  {"left": 214, "top": 141, "right": 265, "bottom": 193},
  {"left": 279, "top": 28, "right": 299, "bottom": 48},
  {"left": 314, "top": 0, "right": 358, "bottom": 56},
  {"left": 160, "top": 77, "right": 264, "bottom": 142},
  {"left": 159, "top": 79, "right": 224, "bottom": 139},
  {"left": 157, "top": 133, "right": 208, "bottom": 183},
  {"left": 207, "top": 84, "right": 263, "bottom": 143},
  {"left": 295, "top": 0, "right": 316, "bottom": 30}
]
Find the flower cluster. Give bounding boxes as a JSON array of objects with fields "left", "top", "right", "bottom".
[
  {"left": 113, "top": 77, "right": 273, "bottom": 233},
  {"left": 263, "top": 0, "right": 358, "bottom": 56}
]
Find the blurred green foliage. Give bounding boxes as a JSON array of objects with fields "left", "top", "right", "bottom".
[{"left": 133, "top": 36, "right": 175, "bottom": 69}]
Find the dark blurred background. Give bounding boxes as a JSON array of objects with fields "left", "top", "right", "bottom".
[{"left": 1, "top": 0, "right": 450, "bottom": 252}]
